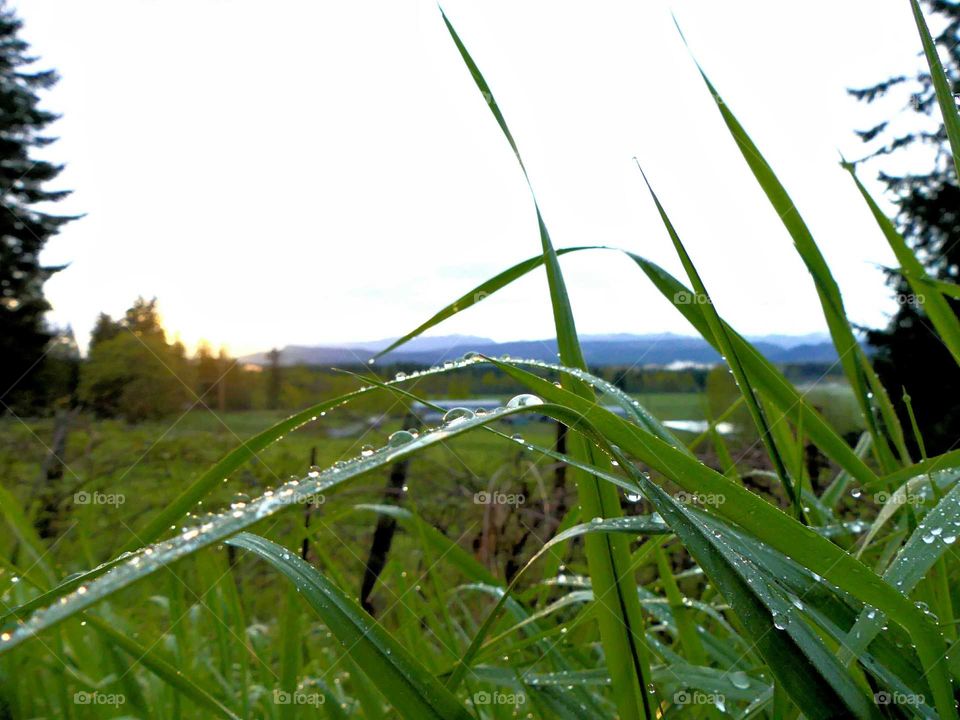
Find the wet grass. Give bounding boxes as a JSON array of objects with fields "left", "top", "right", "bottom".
[{"left": 2, "top": 4, "right": 960, "bottom": 719}]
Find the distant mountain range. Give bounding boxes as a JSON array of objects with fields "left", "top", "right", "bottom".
[{"left": 240, "top": 333, "right": 845, "bottom": 367}]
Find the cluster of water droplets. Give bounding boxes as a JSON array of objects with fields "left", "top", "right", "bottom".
[{"left": 918, "top": 517, "right": 960, "bottom": 546}]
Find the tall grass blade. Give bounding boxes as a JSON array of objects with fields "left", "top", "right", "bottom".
[
  {"left": 908, "top": 0, "right": 960, "bottom": 178},
  {"left": 844, "top": 162, "right": 960, "bottom": 367},
  {"left": 85, "top": 614, "right": 242, "bottom": 720},
  {"left": 841, "top": 479, "right": 960, "bottom": 665},
  {"left": 226, "top": 532, "right": 471, "bottom": 720},
  {"left": 637, "top": 167, "right": 803, "bottom": 520},
  {"left": 679, "top": 29, "right": 905, "bottom": 471},
  {"left": 440, "top": 10, "right": 655, "bottom": 717}
]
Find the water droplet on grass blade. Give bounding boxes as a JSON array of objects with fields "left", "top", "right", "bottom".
[
  {"left": 388, "top": 430, "right": 416, "bottom": 448},
  {"left": 442, "top": 407, "right": 474, "bottom": 425},
  {"left": 507, "top": 394, "right": 542, "bottom": 409},
  {"left": 773, "top": 613, "right": 790, "bottom": 630}
]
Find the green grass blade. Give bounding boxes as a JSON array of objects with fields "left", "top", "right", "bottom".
[
  {"left": 840, "top": 478, "right": 960, "bottom": 665},
  {"left": 0, "top": 483, "right": 56, "bottom": 587},
  {"left": 372, "top": 246, "right": 601, "bottom": 360},
  {"left": 278, "top": 585, "right": 301, "bottom": 720},
  {"left": 821, "top": 433, "right": 873, "bottom": 508},
  {"left": 351, "top": 503, "right": 498, "bottom": 585},
  {"left": 638, "top": 168, "right": 803, "bottom": 520},
  {"left": 844, "top": 162, "right": 960, "bottom": 367},
  {"left": 916, "top": 276, "right": 960, "bottom": 299},
  {"left": 0, "top": 396, "right": 540, "bottom": 651},
  {"left": 909, "top": 0, "right": 960, "bottom": 178},
  {"left": 630, "top": 255, "right": 881, "bottom": 487},
  {"left": 86, "top": 614, "right": 241, "bottom": 720},
  {"left": 226, "top": 533, "right": 471, "bottom": 720},
  {"left": 870, "top": 449, "right": 960, "bottom": 490},
  {"left": 440, "top": 10, "right": 655, "bottom": 717},
  {"left": 125, "top": 389, "right": 378, "bottom": 554},
  {"left": 681, "top": 34, "right": 904, "bottom": 471},
  {"left": 621, "top": 458, "right": 880, "bottom": 719}
]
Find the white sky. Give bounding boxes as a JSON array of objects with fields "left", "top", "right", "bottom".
[{"left": 17, "top": 1, "right": 940, "bottom": 355}]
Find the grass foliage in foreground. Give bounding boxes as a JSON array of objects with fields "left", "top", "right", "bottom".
[{"left": 4, "top": 3, "right": 960, "bottom": 718}]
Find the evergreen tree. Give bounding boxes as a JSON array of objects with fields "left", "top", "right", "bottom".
[
  {"left": 850, "top": 0, "right": 960, "bottom": 455},
  {"left": 0, "top": 2, "right": 74, "bottom": 412}
]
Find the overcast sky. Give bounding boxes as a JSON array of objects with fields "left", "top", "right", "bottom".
[{"left": 17, "top": 1, "right": 940, "bottom": 355}]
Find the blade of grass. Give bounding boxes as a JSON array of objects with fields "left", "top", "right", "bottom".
[
  {"left": 630, "top": 255, "right": 881, "bottom": 487},
  {"left": 226, "top": 532, "right": 471, "bottom": 720},
  {"left": 677, "top": 32, "right": 904, "bottom": 472},
  {"left": 85, "top": 614, "right": 241, "bottom": 720},
  {"left": 844, "top": 161, "right": 960, "bottom": 367},
  {"left": 840, "top": 479, "right": 960, "bottom": 666},
  {"left": 908, "top": 0, "right": 960, "bottom": 178},
  {"left": 637, "top": 166, "right": 804, "bottom": 520},
  {"left": 440, "top": 10, "right": 655, "bottom": 717}
]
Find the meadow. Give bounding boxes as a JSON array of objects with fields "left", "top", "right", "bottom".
[{"left": 2, "top": 2, "right": 960, "bottom": 719}]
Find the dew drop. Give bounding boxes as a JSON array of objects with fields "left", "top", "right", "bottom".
[
  {"left": 773, "top": 614, "right": 790, "bottom": 630},
  {"left": 507, "top": 394, "right": 543, "bottom": 409},
  {"left": 442, "top": 407, "right": 475, "bottom": 425},
  {"left": 388, "top": 430, "right": 416, "bottom": 448}
]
